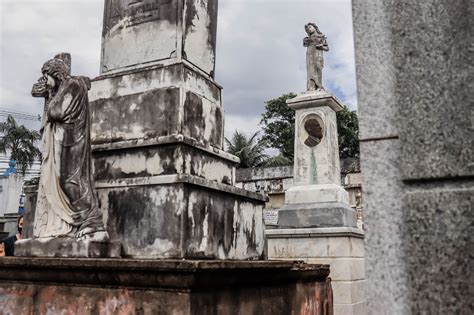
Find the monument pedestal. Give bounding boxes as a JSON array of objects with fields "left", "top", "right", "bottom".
[
  {"left": 0, "top": 257, "right": 333, "bottom": 315},
  {"left": 267, "top": 228, "right": 364, "bottom": 315},
  {"left": 267, "top": 90, "right": 365, "bottom": 314},
  {"left": 15, "top": 238, "right": 121, "bottom": 258},
  {"left": 87, "top": 58, "right": 267, "bottom": 260}
]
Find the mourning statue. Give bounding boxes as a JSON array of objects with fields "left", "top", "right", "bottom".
[
  {"left": 31, "top": 54, "right": 108, "bottom": 241},
  {"left": 304, "top": 22, "right": 329, "bottom": 91}
]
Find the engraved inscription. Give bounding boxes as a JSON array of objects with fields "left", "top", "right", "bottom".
[{"left": 103, "top": 0, "right": 173, "bottom": 34}]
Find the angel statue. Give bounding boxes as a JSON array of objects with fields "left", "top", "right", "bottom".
[{"left": 304, "top": 22, "right": 329, "bottom": 91}]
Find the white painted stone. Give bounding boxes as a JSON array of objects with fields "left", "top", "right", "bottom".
[
  {"left": 90, "top": 62, "right": 220, "bottom": 103},
  {"left": 292, "top": 105, "right": 341, "bottom": 186},
  {"left": 287, "top": 90, "right": 344, "bottom": 112},
  {"left": 0, "top": 174, "right": 23, "bottom": 216},
  {"left": 285, "top": 184, "right": 349, "bottom": 204},
  {"left": 263, "top": 210, "right": 278, "bottom": 226},
  {"left": 102, "top": 19, "right": 177, "bottom": 72},
  {"left": 268, "top": 237, "right": 328, "bottom": 258},
  {"left": 266, "top": 227, "right": 364, "bottom": 238},
  {"left": 332, "top": 280, "right": 365, "bottom": 304},
  {"left": 327, "top": 237, "right": 351, "bottom": 257},
  {"left": 334, "top": 300, "right": 366, "bottom": 315},
  {"left": 267, "top": 234, "right": 365, "bottom": 278}
]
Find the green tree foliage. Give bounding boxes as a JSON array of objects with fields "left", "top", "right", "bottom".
[
  {"left": 225, "top": 130, "right": 293, "bottom": 168},
  {"left": 260, "top": 93, "right": 360, "bottom": 161},
  {"left": 260, "top": 93, "right": 297, "bottom": 161},
  {"left": 336, "top": 106, "right": 360, "bottom": 159},
  {"left": 225, "top": 130, "right": 269, "bottom": 168},
  {"left": 0, "top": 115, "right": 41, "bottom": 175}
]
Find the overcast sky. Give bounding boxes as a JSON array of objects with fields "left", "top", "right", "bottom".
[{"left": 0, "top": 0, "right": 356, "bottom": 139}]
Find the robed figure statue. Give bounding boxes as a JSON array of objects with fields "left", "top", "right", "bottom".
[
  {"left": 31, "top": 55, "right": 107, "bottom": 240},
  {"left": 304, "top": 22, "right": 329, "bottom": 91}
]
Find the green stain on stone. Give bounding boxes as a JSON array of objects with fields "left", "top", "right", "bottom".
[{"left": 310, "top": 149, "right": 317, "bottom": 184}]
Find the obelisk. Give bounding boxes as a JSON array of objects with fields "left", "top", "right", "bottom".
[{"left": 88, "top": 0, "right": 267, "bottom": 259}]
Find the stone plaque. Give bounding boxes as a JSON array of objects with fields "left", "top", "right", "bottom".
[
  {"left": 101, "top": 0, "right": 178, "bottom": 73},
  {"left": 103, "top": 0, "right": 174, "bottom": 35},
  {"left": 264, "top": 210, "right": 279, "bottom": 226},
  {"left": 101, "top": 0, "right": 218, "bottom": 75}
]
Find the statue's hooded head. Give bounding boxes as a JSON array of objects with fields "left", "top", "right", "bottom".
[
  {"left": 41, "top": 58, "right": 69, "bottom": 86},
  {"left": 305, "top": 23, "right": 321, "bottom": 36}
]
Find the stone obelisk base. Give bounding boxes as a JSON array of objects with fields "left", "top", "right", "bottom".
[{"left": 0, "top": 257, "right": 333, "bottom": 315}]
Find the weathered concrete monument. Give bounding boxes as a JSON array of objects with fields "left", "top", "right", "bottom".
[
  {"left": 0, "top": 1, "right": 334, "bottom": 313},
  {"left": 89, "top": 0, "right": 266, "bottom": 259},
  {"left": 353, "top": 1, "right": 472, "bottom": 313},
  {"left": 267, "top": 23, "right": 365, "bottom": 314}
]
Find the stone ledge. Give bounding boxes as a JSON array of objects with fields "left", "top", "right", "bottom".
[
  {"left": 15, "top": 238, "right": 121, "bottom": 258},
  {"left": 285, "top": 184, "right": 350, "bottom": 204},
  {"left": 267, "top": 234, "right": 365, "bottom": 258},
  {"left": 94, "top": 174, "right": 267, "bottom": 202},
  {"left": 277, "top": 202, "right": 357, "bottom": 228},
  {"left": 91, "top": 134, "right": 239, "bottom": 164},
  {"left": 266, "top": 227, "right": 364, "bottom": 239},
  {"left": 0, "top": 257, "right": 329, "bottom": 289},
  {"left": 93, "top": 59, "right": 221, "bottom": 89},
  {"left": 287, "top": 90, "right": 344, "bottom": 112}
]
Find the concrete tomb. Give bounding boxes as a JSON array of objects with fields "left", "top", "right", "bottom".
[{"left": 2, "top": 2, "right": 334, "bottom": 314}]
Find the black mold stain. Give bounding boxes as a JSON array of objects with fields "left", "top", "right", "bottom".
[
  {"left": 185, "top": 188, "right": 254, "bottom": 259},
  {"left": 243, "top": 215, "right": 258, "bottom": 256},
  {"left": 211, "top": 104, "right": 223, "bottom": 147},
  {"left": 93, "top": 143, "right": 234, "bottom": 181},
  {"left": 106, "top": 186, "right": 182, "bottom": 256},
  {"left": 91, "top": 87, "right": 180, "bottom": 145},
  {"left": 183, "top": 91, "right": 205, "bottom": 142}
]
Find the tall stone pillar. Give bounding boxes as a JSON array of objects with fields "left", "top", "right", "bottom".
[
  {"left": 267, "top": 23, "right": 365, "bottom": 315},
  {"left": 89, "top": 0, "right": 266, "bottom": 259},
  {"left": 353, "top": 1, "right": 473, "bottom": 314}
]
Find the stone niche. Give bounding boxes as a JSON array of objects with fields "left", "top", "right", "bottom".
[{"left": 101, "top": 0, "right": 217, "bottom": 76}]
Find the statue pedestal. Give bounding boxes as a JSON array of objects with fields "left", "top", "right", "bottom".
[
  {"left": 267, "top": 90, "right": 365, "bottom": 314},
  {"left": 88, "top": 60, "right": 266, "bottom": 259},
  {"left": 15, "top": 238, "right": 121, "bottom": 258}
]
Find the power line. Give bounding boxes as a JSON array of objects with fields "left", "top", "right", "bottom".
[{"left": 0, "top": 108, "right": 41, "bottom": 122}]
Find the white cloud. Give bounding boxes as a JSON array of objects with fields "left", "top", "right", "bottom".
[{"left": 0, "top": 0, "right": 357, "bottom": 135}]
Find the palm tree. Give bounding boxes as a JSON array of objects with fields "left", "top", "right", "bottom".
[
  {"left": 0, "top": 115, "right": 41, "bottom": 175},
  {"left": 225, "top": 130, "right": 269, "bottom": 168}
]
